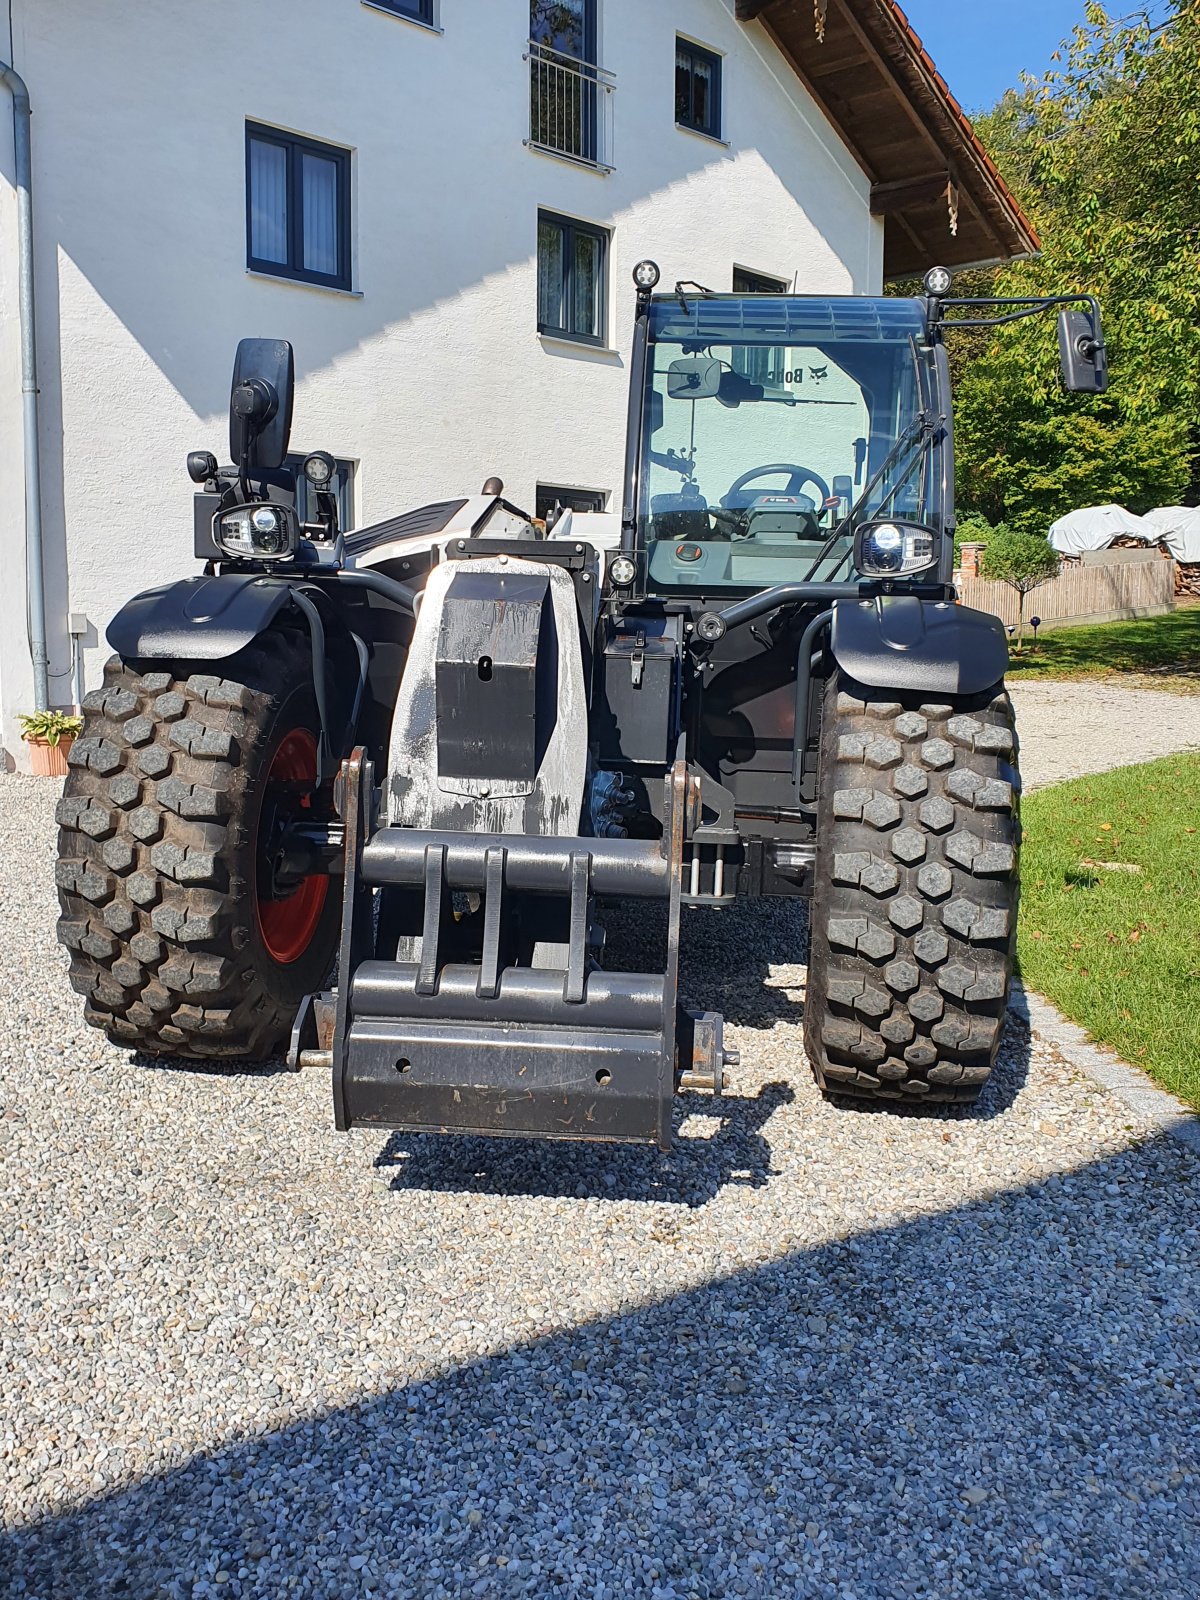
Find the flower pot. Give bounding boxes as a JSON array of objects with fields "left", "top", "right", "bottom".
[{"left": 26, "top": 735, "right": 73, "bottom": 777}]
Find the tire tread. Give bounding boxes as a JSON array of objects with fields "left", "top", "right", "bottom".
[
  {"left": 806, "top": 674, "right": 1020, "bottom": 1105},
  {"left": 56, "top": 634, "right": 336, "bottom": 1060}
]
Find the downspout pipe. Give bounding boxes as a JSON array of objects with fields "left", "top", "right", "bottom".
[{"left": 1, "top": 60, "right": 48, "bottom": 711}]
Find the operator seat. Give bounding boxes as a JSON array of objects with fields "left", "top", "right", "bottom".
[{"left": 651, "top": 487, "right": 714, "bottom": 543}]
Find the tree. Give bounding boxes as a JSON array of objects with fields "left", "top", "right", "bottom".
[
  {"left": 941, "top": 3, "right": 1200, "bottom": 532},
  {"left": 981, "top": 530, "right": 1061, "bottom": 649}
]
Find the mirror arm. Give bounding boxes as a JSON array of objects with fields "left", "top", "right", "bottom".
[{"left": 935, "top": 293, "right": 1101, "bottom": 331}]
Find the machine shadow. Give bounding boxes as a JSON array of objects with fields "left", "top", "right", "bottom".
[
  {"left": 372, "top": 897, "right": 819, "bottom": 1205},
  {"left": 373, "top": 1079, "right": 793, "bottom": 1208},
  {"left": 604, "top": 893, "right": 811, "bottom": 1032},
  {"left": 129, "top": 1052, "right": 298, "bottom": 1081},
  {"left": 610, "top": 893, "right": 1031, "bottom": 1120},
  {"left": 3, "top": 1132, "right": 1196, "bottom": 1600}
]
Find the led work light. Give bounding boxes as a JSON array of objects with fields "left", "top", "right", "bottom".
[
  {"left": 854, "top": 519, "right": 937, "bottom": 578},
  {"left": 215, "top": 502, "right": 298, "bottom": 562}
]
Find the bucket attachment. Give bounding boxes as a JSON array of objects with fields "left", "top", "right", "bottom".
[{"left": 295, "top": 751, "right": 731, "bottom": 1149}]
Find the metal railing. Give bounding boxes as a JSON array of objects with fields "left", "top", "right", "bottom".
[{"left": 524, "top": 39, "right": 616, "bottom": 172}]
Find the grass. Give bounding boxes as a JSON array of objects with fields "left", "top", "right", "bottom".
[
  {"left": 1017, "top": 752, "right": 1200, "bottom": 1108},
  {"left": 1004, "top": 603, "right": 1200, "bottom": 690}
]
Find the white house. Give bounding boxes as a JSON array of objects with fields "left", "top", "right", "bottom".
[{"left": 0, "top": 0, "right": 1034, "bottom": 764}]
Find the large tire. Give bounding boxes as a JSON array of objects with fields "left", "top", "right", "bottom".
[
  {"left": 805, "top": 674, "right": 1020, "bottom": 1104},
  {"left": 56, "top": 629, "right": 340, "bottom": 1061}
]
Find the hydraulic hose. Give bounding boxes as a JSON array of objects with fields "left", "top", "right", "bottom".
[{"left": 329, "top": 567, "right": 419, "bottom": 616}]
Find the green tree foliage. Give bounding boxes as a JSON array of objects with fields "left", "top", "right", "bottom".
[
  {"left": 947, "top": 3, "right": 1200, "bottom": 534},
  {"left": 981, "top": 530, "right": 1062, "bottom": 647}
]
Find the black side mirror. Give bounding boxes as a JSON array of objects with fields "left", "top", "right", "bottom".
[
  {"left": 229, "top": 338, "right": 295, "bottom": 470},
  {"left": 1058, "top": 305, "right": 1108, "bottom": 393}
]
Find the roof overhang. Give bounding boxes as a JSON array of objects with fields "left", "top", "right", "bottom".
[{"left": 736, "top": 0, "right": 1039, "bottom": 279}]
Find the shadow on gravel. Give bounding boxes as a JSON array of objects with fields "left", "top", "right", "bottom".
[
  {"left": 829, "top": 1014, "right": 1031, "bottom": 1126},
  {"left": 371, "top": 1001, "right": 1033, "bottom": 1207},
  {"left": 130, "top": 1053, "right": 298, "bottom": 1080},
  {"left": 373, "top": 1079, "right": 793, "bottom": 1208},
  {"left": 3, "top": 1133, "right": 1196, "bottom": 1600}
]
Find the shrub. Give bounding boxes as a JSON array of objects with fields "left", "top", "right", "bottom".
[{"left": 981, "top": 529, "right": 1061, "bottom": 649}]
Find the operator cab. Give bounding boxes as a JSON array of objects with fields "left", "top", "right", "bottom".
[{"left": 639, "top": 295, "right": 936, "bottom": 594}]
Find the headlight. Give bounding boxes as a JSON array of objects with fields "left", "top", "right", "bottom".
[
  {"left": 215, "top": 502, "right": 297, "bottom": 561},
  {"left": 608, "top": 554, "right": 637, "bottom": 588},
  {"left": 854, "top": 519, "right": 937, "bottom": 578}
]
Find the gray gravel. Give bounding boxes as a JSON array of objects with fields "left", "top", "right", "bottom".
[
  {"left": 3, "top": 683, "right": 1200, "bottom": 1599},
  {"left": 1009, "top": 678, "right": 1200, "bottom": 790}
]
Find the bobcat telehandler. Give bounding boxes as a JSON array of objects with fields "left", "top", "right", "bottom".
[{"left": 56, "top": 265, "right": 1107, "bottom": 1148}]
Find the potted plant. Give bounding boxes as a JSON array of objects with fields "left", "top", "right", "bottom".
[{"left": 18, "top": 710, "right": 84, "bottom": 777}]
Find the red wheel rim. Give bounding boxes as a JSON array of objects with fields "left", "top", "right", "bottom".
[{"left": 256, "top": 727, "right": 329, "bottom": 965}]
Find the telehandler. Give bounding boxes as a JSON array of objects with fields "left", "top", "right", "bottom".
[{"left": 57, "top": 265, "right": 1106, "bottom": 1146}]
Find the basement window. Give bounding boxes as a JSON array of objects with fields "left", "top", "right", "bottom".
[
  {"left": 286, "top": 454, "right": 356, "bottom": 531},
  {"left": 536, "top": 484, "right": 608, "bottom": 521}
]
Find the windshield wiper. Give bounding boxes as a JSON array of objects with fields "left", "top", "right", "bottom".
[
  {"left": 675, "top": 280, "right": 714, "bottom": 317},
  {"left": 790, "top": 410, "right": 941, "bottom": 586}
]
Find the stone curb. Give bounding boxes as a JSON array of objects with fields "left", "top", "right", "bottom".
[{"left": 1008, "top": 980, "right": 1200, "bottom": 1155}]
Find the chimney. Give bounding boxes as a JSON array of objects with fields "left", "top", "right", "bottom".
[{"left": 959, "top": 541, "right": 986, "bottom": 579}]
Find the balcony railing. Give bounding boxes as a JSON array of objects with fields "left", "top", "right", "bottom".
[{"left": 525, "top": 40, "right": 616, "bottom": 173}]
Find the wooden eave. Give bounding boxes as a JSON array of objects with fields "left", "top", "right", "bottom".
[{"left": 736, "top": 0, "right": 1039, "bottom": 279}]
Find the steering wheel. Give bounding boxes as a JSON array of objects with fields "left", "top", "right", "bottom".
[{"left": 725, "top": 463, "right": 831, "bottom": 507}]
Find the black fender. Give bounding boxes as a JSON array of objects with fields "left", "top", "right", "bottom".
[
  {"left": 106, "top": 574, "right": 295, "bottom": 661},
  {"left": 829, "top": 595, "right": 1008, "bottom": 697}
]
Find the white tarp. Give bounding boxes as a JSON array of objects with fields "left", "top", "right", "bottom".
[
  {"left": 1143, "top": 506, "right": 1200, "bottom": 563},
  {"left": 1048, "top": 504, "right": 1156, "bottom": 555}
]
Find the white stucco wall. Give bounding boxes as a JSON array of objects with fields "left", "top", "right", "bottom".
[{"left": 0, "top": 0, "right": 883, "bottom": 763}]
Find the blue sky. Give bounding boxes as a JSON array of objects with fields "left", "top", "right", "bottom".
[{"left": 898, "top": 1, "right": 1103, "bottom": 114}]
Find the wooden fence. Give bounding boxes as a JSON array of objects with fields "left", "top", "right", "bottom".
[{"left": 955, "top": 558, "right": 1175, "bottom": 630}]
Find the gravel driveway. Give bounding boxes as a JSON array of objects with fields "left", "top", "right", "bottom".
[
  {"left": 3, "top": 680, "right": 1199, "bottom": 1600},
  {"left": 1009, "top": 679, "right": 1200, "bottom": 790}
]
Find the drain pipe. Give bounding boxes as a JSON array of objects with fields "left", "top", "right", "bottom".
[{"left": 1, "top": 60, "right": 48, "bottom": 712}]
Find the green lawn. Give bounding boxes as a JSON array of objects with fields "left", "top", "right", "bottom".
[
  {"left": 1005, "top": 604, "right": 1200, "bottom": 689},
  {"left": 1017, "top": 752, "right": 1200, "bottom": 1108}
]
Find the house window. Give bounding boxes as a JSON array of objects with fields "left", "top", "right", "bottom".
[
  {"left": 676, "top": 39, "right": 722, "bottom": 139},
  {"left": 370, "top": 0, "right": 436, "bottom": 23},
  {"left": 536, "top": 484, "right": 608, "bottom": 521},
  {"left": 733, "top": 268, "right": 788, "bottom": 295},
  {"left": 537, "top": 211, "right": 608, "bottom": 345},
  {"left": 529, "top": 0, "right": 606, "bottom": 168},
  {"left": 530, "top": 0, "right": 595, "bottom": 63},
  {"left": 286, "top": 454, "right": 356, "bottom": 531},
  {"left": 246, "top": 124, "right": 352, "bottom": 291},
  {"left": 732, "top": 267, "right": 789, "bottom": 386}
]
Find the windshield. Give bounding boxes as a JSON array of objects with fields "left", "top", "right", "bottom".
[{"left": 640, "top": 296, "right": 939, "bottom": 593}]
